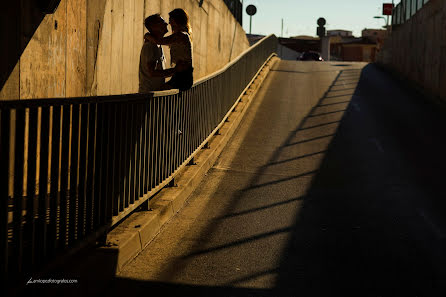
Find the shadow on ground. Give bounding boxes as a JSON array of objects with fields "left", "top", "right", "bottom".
[{"left": 22, "top": 64, "right": 446, "bottom": 297}]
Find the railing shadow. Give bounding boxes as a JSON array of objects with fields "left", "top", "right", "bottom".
[
  {"left": 87, "top": 65, "right": 362, "bottom": 297},
  {"left": 91, "top": 63, "right": 446, "bottom": 296}
]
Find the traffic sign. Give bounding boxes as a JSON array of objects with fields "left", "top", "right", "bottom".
[
  {"left": 383, "top": 3, "right": 394, "bottom": 15},
  {"left": 246, "top": 5, "right": 257, "bottom": 16},
  {"left": 317, "top": 18, "right": 326, "bottom": 27}
]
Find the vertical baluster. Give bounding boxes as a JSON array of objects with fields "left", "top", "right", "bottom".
[
  {"left": 77, "top": 104, "right": 89, "bottom": 238},
  {"left": 172, "top": 94, "right": 179, "bottom": 172},
  {"left": 149, "top": 98, "right": 156, "bottom": 190},
  {"left": 0, "top": 109, "right": 11, "bottom": 280},
  {"left": 92, "top": 103, "right": 108, "bottom": 230},
  {"left": 59, "top": 104, "right": 71, "bottom": 250},
  {"left": 165, "top": 97, "right": 173, "bottom": 178},
  {"left": 86, "top": 103, "right": 97, "bottom": 233},
  {"left": 145, "top": 98, "right": 152, "bottom": 193},
  {"left": 37, "top": 107, "right": 50, "bottom": 263},
  {"left": 193, "top": 88, "right": 200, "bottom": 150},
  {"left": 121, "top": 103, "right": 130, "bottom": 211},
  {"left": 186, "top": 91, "right": 192, "bottom": 158},
  {"left": 127, "top": 104, "right": 135, "bottom": 206},
  {"left": 157, "top": 98, "right": 164, "bottom": 182},
  {"left": 69, "top": 104, "right": 81, "bottom": 245},
  {"left": 95, "top": 102, "right": 107, "bottom": 228},
  {"left": 11, "top": 107, "right": 25, "bottom": 274},
  {"left": 23, "top": 107, "right": 38, "bottom": 273},
  {"left": 113, "top": 103, "right": 123, "bottom": 215},
  {"left": 154, "top": 99, "right": 161, "bottom": 186},
  {"left": 140, "top": 101, "right": 148, "bottom": 198},
  {"left": 105, "top": 103, "right": 116, "bottom": 221},
  {"left": 134, "top": 102, "right": 142, "bottom": 201},
  {"left": 163, "top": 97, "right": 170, "bottom": 181}
]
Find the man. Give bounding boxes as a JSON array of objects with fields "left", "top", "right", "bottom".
[{"left": 139, "top": 14, "right": 176, "bottom": 93}]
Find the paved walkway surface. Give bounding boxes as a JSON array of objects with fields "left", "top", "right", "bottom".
[{"left": 105, "top": 61, "right": 446, "bottom": 297}]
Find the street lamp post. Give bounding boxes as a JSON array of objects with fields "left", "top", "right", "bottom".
[{"left": 374, "top": 16, "right": 388, "bottom": 29}]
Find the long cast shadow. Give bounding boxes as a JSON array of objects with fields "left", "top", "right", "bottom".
[{"left": 274, "top": 64, "right": 446, "bottom": 296}]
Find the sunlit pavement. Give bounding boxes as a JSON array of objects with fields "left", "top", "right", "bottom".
[{"left": 106, "top": 60, "right": 446, "bottom": 297}]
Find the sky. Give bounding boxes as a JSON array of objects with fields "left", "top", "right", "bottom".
[{"left": 241, "top": 0, "right": 399, "bottom": 37}]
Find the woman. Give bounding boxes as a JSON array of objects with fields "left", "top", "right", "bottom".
[{"left": 144, "top": 8, "right": 193, "bottom": 91}]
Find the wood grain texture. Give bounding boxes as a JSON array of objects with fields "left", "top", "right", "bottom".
[
  {"left": 122, "top": 0, "right": 135, "bottom": 93},
  {"left": 110, "top": 0, "right": 124, "bottom": 94},
  {"left": 20, "top": 0, "right": 67, "bottom": 99},
  {"left": 133, "top": 0, "right": 145, "bottom": 92},
  {"left": 96, "top": 0, "right": 112, "bottom": 95},
  {"left": 67, "top": 0, "right": 87, "bottom": 97},
  {"left": 86, "top": 0, "right": 108, "bottom": 96}
]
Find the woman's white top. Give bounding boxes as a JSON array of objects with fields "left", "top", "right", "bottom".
[{"left": 170, "top": 31, "right": 193, "bottom": 66}]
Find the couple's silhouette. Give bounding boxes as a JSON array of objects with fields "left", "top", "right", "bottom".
[{"left": 138, "top": 8, "right": 193, "bottom": 93}]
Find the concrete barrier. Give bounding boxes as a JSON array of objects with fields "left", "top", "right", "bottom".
[{"left": 377, "top": 0, "right": 446, "bottom": 104}]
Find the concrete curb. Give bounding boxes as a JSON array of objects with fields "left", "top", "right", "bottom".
[{"left": 102, "top": 56, "right": 280, "bottom": 274}]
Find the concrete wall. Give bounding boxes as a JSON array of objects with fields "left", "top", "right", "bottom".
[
  {"left": 0, "top": 0, "right": 250, "bottom": 100},
  {"left": 378, "top": 0, "right": 446, "bottom": 101}
]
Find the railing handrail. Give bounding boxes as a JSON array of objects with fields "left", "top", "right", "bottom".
[{"left": 192, "top": 34, "right": 276, "bottom": 86}]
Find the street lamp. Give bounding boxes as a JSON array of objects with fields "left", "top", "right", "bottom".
[{"left": 374, "top": 16, "right": 388, "bottom": 29}]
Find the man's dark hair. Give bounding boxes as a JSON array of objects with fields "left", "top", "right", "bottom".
[{"left": 144, "top": 14, "right": 161, "bottom": 32}]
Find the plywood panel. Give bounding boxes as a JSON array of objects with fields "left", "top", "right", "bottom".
[
  {"left": 67, "top": 0, "right": 87, "bottom": 97},
  {"left": 206, "top": 2, "right": 220, "bottom": 74},
  {"left": 47, "top": 0, "right": 67, "bottom": 98},
  {"left": 110, "top": 0, "right": 124, "bottom": 94},
  {"left": 198, "top": 4, "right": 208, "bottom": 79},
  {"left": 0, "top": 62, "right": 20, "bottom": 100},
  {"left": 122, "top": 0, "right": 135, "bottom": 93},
  {"left": 191, "top": 3, "right": 201, "bottom": 76},
  {"left": 160, "top": 0, "right": 175, "bottom": 67},
  {"left": 96, "top": 0, "right": 112, "bottom": 95},
  {"left": 134, "top": 0, "right": 145, "bottom": 91},
  {"left": 144, "top": 0, "right": 161, "bottom": 18},
  {"left": 86, "top": 0, "right": 108, "bottom": 96},
  {"left": 20, "top": 0, "right": 67, "bottom": 99}
]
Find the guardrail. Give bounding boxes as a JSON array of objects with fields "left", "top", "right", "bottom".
[
  {"left": 0, "top": 34, "right": 278, "bottom": 286},
  {"left": 392, "top": 0, "right": 430, "bottom": 26}
]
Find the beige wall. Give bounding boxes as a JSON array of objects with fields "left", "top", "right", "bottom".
[
  {"left": 377, "top": 0, "right": 446, "bottom": 101},
  {"left": 0, "top": 0, "right": 250, "bottom": 100}
]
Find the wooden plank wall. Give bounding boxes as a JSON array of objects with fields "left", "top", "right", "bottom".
[
  {"left": 67, "top": 0, "right": 87, "bottom": 97},
  {"left": 0, "top": 0, "right": 250, "bottom": 100}
]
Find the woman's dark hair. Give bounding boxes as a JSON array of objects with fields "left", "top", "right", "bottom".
[{"left": 169, "top": 8, "right": 191, "bottom": 34}]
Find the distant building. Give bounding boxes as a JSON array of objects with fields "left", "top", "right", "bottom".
[
  {"left": 362, "top": 28, "right": 388, "bottom": 43},
  {"left": 327, "top": 30, "right": 353, "bottom": 37},
  {"left": 331, "top": 37, "right": 377, "bottom": 62}
]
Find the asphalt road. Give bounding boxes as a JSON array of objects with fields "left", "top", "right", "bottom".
[{"left": 107, "top": 61, "right": 446, "bottom": 297}]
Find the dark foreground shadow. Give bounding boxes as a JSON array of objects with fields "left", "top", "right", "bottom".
[{"left": 273, "top": 64, "right": 446, "bottom": 297}]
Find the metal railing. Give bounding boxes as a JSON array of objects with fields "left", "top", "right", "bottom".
[
  {"left": 392, "top": 0, "right": 430, "bottom": 26},
  {"left": 0, "top": 34, "right": 278, "bottom": 285}
]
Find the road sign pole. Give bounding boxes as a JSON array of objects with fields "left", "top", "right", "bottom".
[
  {"left": 249, "top": 15, "right": 252, "bottom": 34},
  {"left": 246, "top": 4, "right": 257, "bottom": 35}
]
